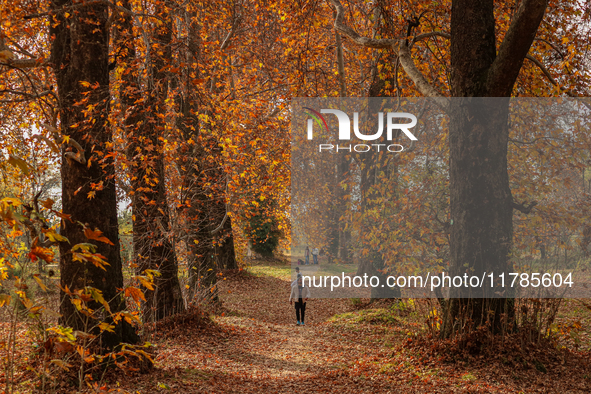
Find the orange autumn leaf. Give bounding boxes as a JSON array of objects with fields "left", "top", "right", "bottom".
[{"left": 83, "top": 227, "right": 114, "bottom": 245}]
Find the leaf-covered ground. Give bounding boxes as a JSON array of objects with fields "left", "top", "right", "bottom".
[
  {"left": 3, "top": 259, "right": 591, "bottom": 393},
  {"left": 112, "top": 260, "right": 591, "bottom": 393}
]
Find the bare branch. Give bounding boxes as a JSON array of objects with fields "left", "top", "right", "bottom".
[
  {"left": 210, "top": 212, "right": 228, "bottom": 235},
  {"left": 329, "top": 0, "right": 400, "bottom": 49},
  {"left": 399, "top": 41, "right": 449, "bottom": 110},
  {"left": 410, "top": 31, "right": 450, "bottom": 48},
  {"left": 42, "top": 122, "right": 59, "bottom": 135},
  {"left": 327, "top": 0, "right": 448, "bottom": 108},
  {"left": 0, "top": 89, "right": 54, "bottom": 103},
  {"left": 534, "top": 37, "right": 565, "bottom": 59},
  {"left": 525, "top": 54, "right": 558, "bottom": 86},
  {"left": 525, "top": 55, "right": 591, "bottom": 111},
  {"left": 220, "top": 16, "right": 241, "bottom": 50},
  {"left": 335, "top": 31, "right": 347, "bottom": 96},
  {"left": 1, "top": 27, "right": 46, "bottom": 68},
  {"left": 0, "top": 58, "right": 48, "bottom": 69},
  {"left": 64, "top": 137, "right": 87, "bottom": 165}
]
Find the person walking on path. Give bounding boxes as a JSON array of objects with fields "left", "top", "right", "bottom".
[
  {"left": 290, "top": 274, "right": 310, "bottom": 325},
  {"left": 305, "top": 246, "right": 310, "bottom": 265},
  {"left": 312, "top": 247, "right": 319, "bottom": 264}
]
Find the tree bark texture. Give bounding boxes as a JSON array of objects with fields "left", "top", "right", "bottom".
[
  {"left": 51, "top": 0, "right": 137, "bottom": 348},
  {"left": 126, "top": 4, "right": 184, "bottom": 322}
]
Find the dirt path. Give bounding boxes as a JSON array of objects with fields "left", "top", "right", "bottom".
[{"left": 120, "top": 267, "right": 398, "bottom": 393}]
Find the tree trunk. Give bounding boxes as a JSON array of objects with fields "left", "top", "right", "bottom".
[
  {"left": 442, "top": 0, "right": 547, "bottom": 336},
  {"left": 51, "top": 0, "right": 137, "bottom": 348},
  {"left": 127, "top": 4, "right": 184, "bottom": 322},
  {"left": 329, "top": 0, "right": 548, "bottom": 337},
  {"left": 175, "top": 13, "right": 228, "bottom": 303},
  {"left": 215, "top": 215, "right": 238, "bottom": 270},
  {"left": 444, "top": 98, "right": 514, "bottom": 335}
]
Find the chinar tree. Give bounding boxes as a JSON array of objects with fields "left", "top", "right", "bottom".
[
  {"left": 328, "top": 0, "right": 549, "bottom": 336},
  {"left": 51, "top": 0, "right": 138, "bottom": 347}
]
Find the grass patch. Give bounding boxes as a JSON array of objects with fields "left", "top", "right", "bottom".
[
  {"left": 183, "top": 368, "right": 213, "bottom": 380},
  {"left": 312, "top": 262, "right": 358, "bottom": 277},
  {"left": 460, "top": 372, "right": 477, "bottom": 382},
  {"left": 330, "top": 308, "right": 400, "bottom": 326},
  {"left": 247, "top": 264, "right": 291, "bottom": 280}
]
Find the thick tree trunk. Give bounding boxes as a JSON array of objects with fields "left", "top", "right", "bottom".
[
  {"left": 442, "top": 0, "right": 547, "bottom": 336},
  {"left": 444, "top": 98, "right": 514, "bottom": 335},
  {"left": 326, "top": 153, "right": 349, "bottom": 263},
  {"left": 127, "top": 5, "right": 184, "bottom": 322},
  {"left": 51, "top": 0, "right": 137, "bottom": 348},
  {"left": 174, "top": 14, "right": 224, "bottom": 303}
]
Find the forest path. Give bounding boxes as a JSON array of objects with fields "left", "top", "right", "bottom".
[
  {"left": 126, "top": 262, "right": 400, "bottom": 393},
  {"left": 118, "top": 261, "right": 591, "bottom": 393}
]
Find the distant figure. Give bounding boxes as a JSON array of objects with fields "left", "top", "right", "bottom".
[
  {"left": 290, "top": 274, "right": 310, "bottom": 326},
  {"left": 292, "top": 266, "right": 300, "bottom": 286},
  {"left": 305, "top": 246, "right": 310, "bottom": 265},
  {"left": 312, "top": 247, "right": 319, "bottom": 264}
]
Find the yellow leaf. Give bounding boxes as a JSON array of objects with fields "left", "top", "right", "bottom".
[
  {"left": 138, "top": 276, "right": 154, "bottom": 290},
  {"left": 45, "top": 230, "right": 69, "bottom": 243},
  {"left": 0, "top": 294, "right": 11, "bottom": 307},
  {"left": 33, "top": 274, "right": 48, "bottom": 291},
  {"left": 98, "top": 322, "right": 115, "bottom": 333},
  {"left": 7, "top": 155, "right": 30, "bottom": 175},
  {"left": 1, "top": 197, "right": 22, "bottom": 207}
]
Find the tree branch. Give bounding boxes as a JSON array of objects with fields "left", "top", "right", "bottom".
[
  {"left": 0, "top": 89, "right": 54, "bottom": 103},
  {"left": 328, "top": 0, "right": 448, "bottom": 109},
  {"left": 64, "top": 137, "right": 87, "bottom": 165},
  {"left": 525, "top": 54, "right": 558, "bottom": 86},
  {"left": 2, "top": 27, "right": 47, "bottom": 68},
  {"left": 399, "top": 41, "right": 449, "bottom": 110},
  {"left": 410, "top": 31, "right": 450, "bottom": 48},
  {"left": 0, "top": 58, "right": 48, "bottom": 69},
  {"left": 512, "top": 200, "right": 537, "bottom": 214},
  {"left": 329, "top": 0, "right": 399, "bottom": 49},
  {"left": 335, "top": 31, "right": 347, "bottom": 96},
  {"left": 525, "top": 54, "right": 591, "bottom": 111},
  {"left": 534, "top": 37, "right": 564, "bottom": 59},
  {"left": 487, "top": 0, "right": 548, "bottom": 96},
  {"left": 220, "top": 15, "right": 241, "bottom": 50},
  {"left": 210, "top": 212, "right": 228, "bottom": 235}
]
